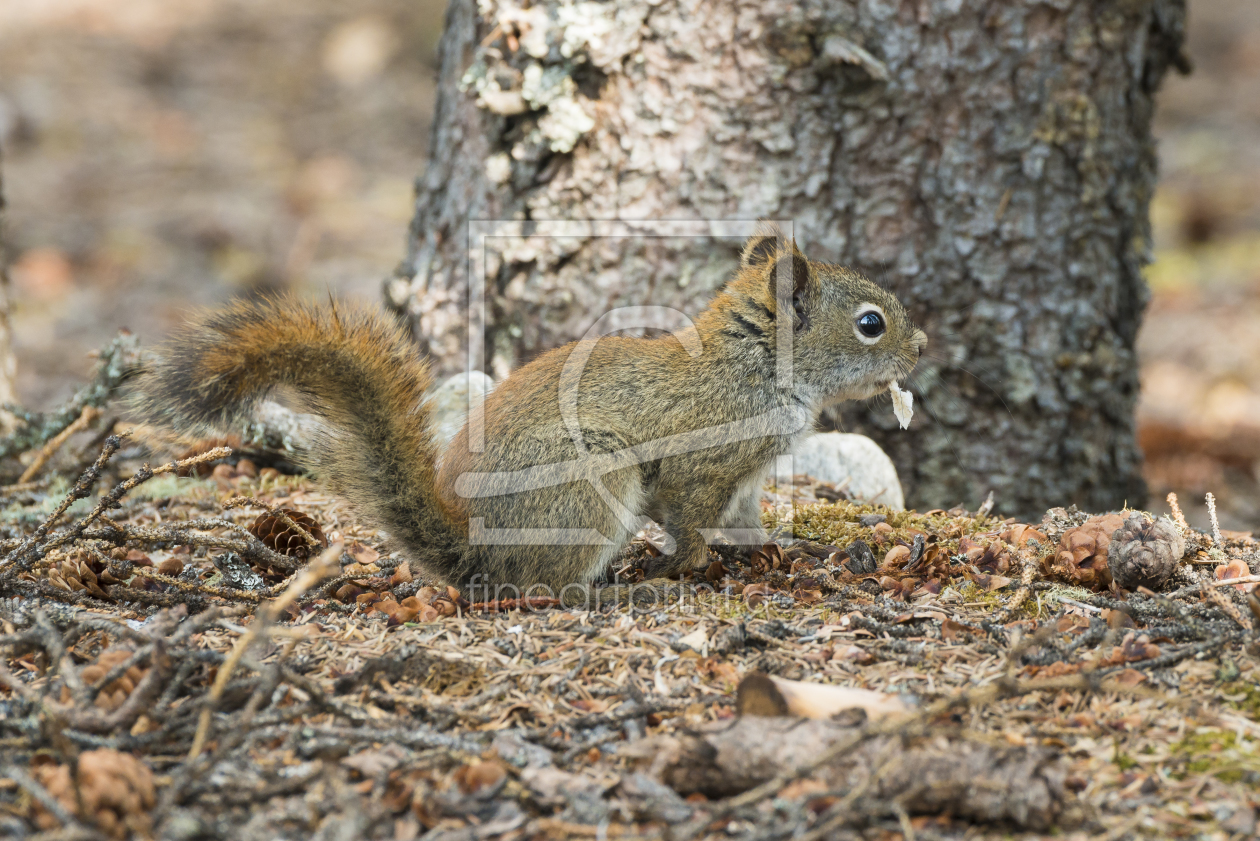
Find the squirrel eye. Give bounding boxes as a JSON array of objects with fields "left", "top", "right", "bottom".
[{"left": 857, "top": 312, "right": 885, "bottom": 338}]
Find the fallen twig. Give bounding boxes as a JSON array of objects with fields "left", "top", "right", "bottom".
[
  {"left": 17, "top": 407, "right": 102, "bottom": 484},
  {"left": 0, "top": 332, "right": 141, "bottom": 462}
]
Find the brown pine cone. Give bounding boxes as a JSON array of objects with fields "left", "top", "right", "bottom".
[
  {"left": 248, "top": 508, "right": 328, "bottom": 560},
  {"left": 959, "top": 536, "right": 1013, "bottom": 574},
  {"left": 31, "top": 749, "right": 155, "bottom": 840},
  {"left": 46, "top": 553, "right": 113, "bottom": 601},
  {"left": 1108, "top": 513, "right": 1186, "bottom": 592},
  {"left": 1000, "top": 523, "right": 1049, "bottom": 548},
  {"left": 59, "top": 649, "right": 149, "bottom": 712},
  {"left": 1050, "top": 513, "right": 1126, "bottom": 590}
]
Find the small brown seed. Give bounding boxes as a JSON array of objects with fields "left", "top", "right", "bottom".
[{"left": 157, "top": 557, "right": 185, "bottom": 577}]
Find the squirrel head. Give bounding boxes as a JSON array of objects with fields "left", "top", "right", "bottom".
[{"left": 731, "top": 224, "right": 927, "bottom": 403}]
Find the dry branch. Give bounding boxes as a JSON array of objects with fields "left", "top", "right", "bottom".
[
  {"left": 0, "top": 333, "right": 141, "bottom": 463},
  {"left": 628, "top": 716, "right": 1068, "bottom": 830},
  {"left": 17, "top": 406, "right": 102, "bottom": 484}
]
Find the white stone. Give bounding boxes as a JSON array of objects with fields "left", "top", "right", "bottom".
[
  {"left": 426, "top": 371, "right": 495, "bottom": 448},
  {"left": 790, "top": 432, "right": 905, "bottom": 510},
  {"left": 251, "top": 370, "right": 495, "bottom": 456}
]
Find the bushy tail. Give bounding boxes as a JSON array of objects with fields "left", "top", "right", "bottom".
[{"left": 132, "top": 297, "right": 467, "bottom": 574}]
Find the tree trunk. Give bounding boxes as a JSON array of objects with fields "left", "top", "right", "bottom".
[
  {"left": 390, "top": 0, "right": 1187, "bottom": 518},
  {"left": 0, "top": 145, "right": 19, "bottom": 431}
]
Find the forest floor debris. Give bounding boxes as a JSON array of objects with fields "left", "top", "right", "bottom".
[{"left": 1, "top": 431, "right": 1259, "bottom": 840}]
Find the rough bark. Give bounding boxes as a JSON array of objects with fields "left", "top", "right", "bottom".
[
  {"left": 0, "top": 145, "right": 19, "bottom": 430},
  {"left": 391, "top": 0, "right": 1188, "bottom": 518}
]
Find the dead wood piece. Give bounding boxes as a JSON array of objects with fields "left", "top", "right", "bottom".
[{"left": 626, "top": 717, "right": 1067, "bottom": 830}]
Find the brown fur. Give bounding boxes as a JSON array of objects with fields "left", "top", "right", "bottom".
[{"left": 134, "top": 228, "right": 926, "bottom": 599}]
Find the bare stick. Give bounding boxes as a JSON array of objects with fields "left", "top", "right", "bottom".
[
  {"left": 1165, "top": 574, "right": 1260, "bottom": 599},
  {"left": 1166, "top": 492, "right": 1189, "bottom": 533},
  {"left": 677, "top": 671, "right": 1144, "bottom": 839},
  {"left": 1205, "top": 492, "right": 1223, "bottom": 545},
  {"left": 18, "top": 406, "right": 102, "bottom": 483},
  {"left": 0, "top": 437, "right": 123, "bottom": 574},
  {"left": 1204, "top": 585, "right": 1253, "bottom": 632},
  {"left": 41, "top": 447, "right": 233, "bottom": 556},
  {"left": 0, "top": 150, "right": 19, "bottom": 434}
]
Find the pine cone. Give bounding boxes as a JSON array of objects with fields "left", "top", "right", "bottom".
[
  {"left": 60, "top": 649, "right": 149, "bottom": 712},
  {"left": 248, "top": 509, "right": 328, "bottom": 560},
  {"left": 1000, "top": 523, "right": 1049, "bottom": 548},
  {"left": 47, "top": 553, "right": 113, "bottom": 600},
  {"left": 1050, "top": 513, "right": 1126, "bottom": 590},
  {"left": 1108, "top": 514, "right": 1185, "bottom": 591},
  {"left": 31, "top": 749, "right": 155, "bottom": 840},
  {"left": 962, "top": 538, "right": 1012, "bottom": 575}
]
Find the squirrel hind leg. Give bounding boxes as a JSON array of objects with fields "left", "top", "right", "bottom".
[
  {"left": 459, "top": 461, "right": 649, "bottom": 596},
  {"left": 646, "top": 524, "right": 711, "bottom": 580}
]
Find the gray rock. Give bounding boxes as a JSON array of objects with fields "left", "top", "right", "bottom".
[
  {"left": 790, "top": 432, "right": 905, "bottom": 510},
  {"left": 248, "top": 370, "right": 494, "bottom": 456},
  {"left": 427, "top": 371, "right": 494, "bottom": 447},
  {"left": 253, "top": 399, "right": 322, "bottom": 451}
]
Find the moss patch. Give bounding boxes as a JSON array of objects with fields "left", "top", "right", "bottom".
[
  {"left": 1170, "top": 730, "right": 1257, "bottom": 783},
  {"left": 766, "top": 500, "right": 1000, "bottom": 549}
]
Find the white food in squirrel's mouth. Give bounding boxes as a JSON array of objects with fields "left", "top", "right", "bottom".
[{"left": 889, "top": 382, "right": 914, "bottom": 429}]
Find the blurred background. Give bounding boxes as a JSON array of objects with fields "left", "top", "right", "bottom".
[{"left": 1, "top": 0, "right": 1257, "bottom": 531}]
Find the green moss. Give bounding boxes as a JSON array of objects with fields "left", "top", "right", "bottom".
[
  {"left": 1217, "top": 660, "right": 1242, "bottom": 683},
  {"left": 2, "top": 476, "right": 94, "bottom": 524},
  {"left": 954, "top": 580, "right": 1002, "bottom": 609},
  {"left": 765, "top": 500, "right": 999, "bottom": 549},
  {"left": 696, "top": 593, "right": 750, "bottom": 621},
  {"left": 35, "top": 476, "right": 83, "bottom": 515},
  {"left": 1169, "top": 730, "right": 1257, "bottom": 783},
  {"left": 1220, "top": 682, "right": 1260, "bottom": 717},
  {"left": 1113, "top": 749, "right": 1138, "bottom": 772},
  {"left": 949, "top": 580, "right": 1042, "bottom": 620}
]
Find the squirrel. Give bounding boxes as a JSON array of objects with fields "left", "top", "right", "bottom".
[{"left": 132, "top": 226, "right": 926, "bottom": 604}]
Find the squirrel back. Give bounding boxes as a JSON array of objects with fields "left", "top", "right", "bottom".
[
  {"left": 134, "top": 229, "right": 925, "bottom": 596},
  {"left": 131, "top": 298, "right": 467, "bottom": 576}
]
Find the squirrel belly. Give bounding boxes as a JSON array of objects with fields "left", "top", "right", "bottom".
[{"left": 134, "top": 228, "right": 926, "bottom": 596}]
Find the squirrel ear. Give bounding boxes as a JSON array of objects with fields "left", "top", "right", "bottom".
[
  {"left": 769, "top": 249, "right": 813, "bottom": 332},
  {"left": 740, "top": 222, "right": 788, "bottom": 268}
]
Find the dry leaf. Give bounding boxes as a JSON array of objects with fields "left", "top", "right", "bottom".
[{"left": 889, "top": 381, "right": 914, "bottom": 429}]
